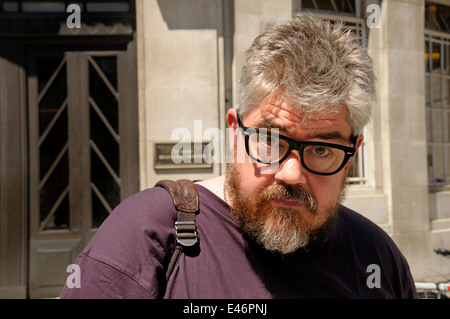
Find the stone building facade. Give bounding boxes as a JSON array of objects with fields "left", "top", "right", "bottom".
[{"left": 0, "top": 0, "right": 449, "bottom": 298}]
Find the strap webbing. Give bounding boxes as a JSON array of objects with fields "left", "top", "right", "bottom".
[{"left": 154, "top": 179, "right": 199, "bottom": 281}]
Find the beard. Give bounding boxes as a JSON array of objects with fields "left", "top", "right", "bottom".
[{"left": 225, "top": 162, "right": 349, "bottom": 255}]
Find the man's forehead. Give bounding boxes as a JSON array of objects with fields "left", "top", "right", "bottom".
[
  {"left": 245, "top": 104, "right": 352, "bottom": 140},
  {"left": 248, "top": 98, "right": 344, "bottom": 120},
  {"left": 254, "top": 108, "right": 348, "bottom": 128}
]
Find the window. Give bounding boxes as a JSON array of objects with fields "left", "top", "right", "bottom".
[
  {"left": 302, "top": 0, "right": 358, "bottom": 14},
  {"left": 425, "top": 2, "right": 450, "bottom": 186},
  {"left": 1, "top": 1, "right": 131, "bottom": 13},
  {"left": 299, "top": 0, "right": 367, "bottom": 39},
  {"left": 297, "top": 0, "right": 368, "bottom": 185}
]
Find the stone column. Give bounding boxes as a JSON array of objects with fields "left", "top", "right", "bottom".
[{"left": 377, "top": 0, "right": 429, "bottom": 276}]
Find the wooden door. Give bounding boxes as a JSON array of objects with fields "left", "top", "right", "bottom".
[{"left": 27, "top": 48, "right": 138, "bottom": 298}]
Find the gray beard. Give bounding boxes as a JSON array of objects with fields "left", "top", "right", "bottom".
[{"left": 225, "top": 163, "right": 348, "bottom": 254}]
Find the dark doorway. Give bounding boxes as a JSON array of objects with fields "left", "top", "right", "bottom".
[
  {"left": 0, "top": 1, "right": 138, "bottom": 299},
  {"left": 26, "top": 47, "right": 139, "bottom": 298}
]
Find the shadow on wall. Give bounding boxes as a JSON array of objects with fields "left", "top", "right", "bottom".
[
  {"left": 157, "top": 0, "right": 227, "bottom": 31},
  {"left": 156, "top": 0, "right": 235, "bottom": 112}
]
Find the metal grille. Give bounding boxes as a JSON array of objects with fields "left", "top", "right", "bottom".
[
  {"left": 36, "top": 56, "right": 70, "bottom": 231},
  {"left": 425, "top": 31, "right": 450, "bottom": 186},
  {"left": 425, "top": 2, "right": 450, "bottom": 186},
  {"left": 29, "top": 52, "right": 125, "bottom": 232},
  {"left": 88, "top": 54, "right": 121, "bottom": 228},
  {"left": 425, "top": 2, "right": 450, "bottom": 32},
  {"left": 302, "top": 0, "right": 359, "bottom": 15}
]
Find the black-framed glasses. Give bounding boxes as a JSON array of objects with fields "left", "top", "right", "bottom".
[{"left": 237, "top": 114, "right": 359, "bottom": 176}]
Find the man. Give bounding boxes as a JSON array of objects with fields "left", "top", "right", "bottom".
[{"left": 60, "top": 13, "right": 417, "bottom": 299}]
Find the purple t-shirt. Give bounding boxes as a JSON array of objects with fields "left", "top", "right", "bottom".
[{"left": 60, "top": 184, "right": 417, "bottom": 299}]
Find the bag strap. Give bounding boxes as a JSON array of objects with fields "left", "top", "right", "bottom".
[{"left": 154, "top": 179, "right": 199, "bottom": 281}]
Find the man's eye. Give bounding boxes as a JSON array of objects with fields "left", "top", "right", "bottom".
[
  {"left": 259, "top": 134, "right": 278, "bottom": 147},
  {"left": 312, "top": 146, "right": 330, "bottom": 157}
]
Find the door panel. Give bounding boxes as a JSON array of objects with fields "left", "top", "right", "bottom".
[
  {"left": 88, "top": 54, "right": 122, "bottom": 225},
  {"left": 36, "top": 56, "right": 71, "bottom": 232},
  {"left": 28, "top": 51, "right": 80, "bottom": 298},
  {"left": 27, "top": 48, "right": 138, "bottom": 298}
]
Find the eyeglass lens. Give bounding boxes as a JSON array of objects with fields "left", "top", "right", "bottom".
[{"left": 247, "top": 130, "right": 348, "bottom": 174}]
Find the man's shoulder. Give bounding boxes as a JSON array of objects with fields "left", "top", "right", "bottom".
[
  {"left": 336, "top": 205, "right": 401, "bottom": 252},
  {"left": 332, "top": 206, "right": 416, "bottom": 298},
  {"left": 62, "top": 186, "right": 179, "bottom": 298},
  {"left": 117, "top": 186, "right": 177, "bottom": 215},
  {"left": 338, "top": 205, "right": 388, "bottom": 236},
  {"left": 82, "top": 186, "right": 179, "bottom": 261},
  {"left": 87, "top": 182, "right": 223, "bottom": 254},
  {"left": 102, "top": 187, "right": 177, "bottom": 231},
  {"left": 336, "top": 205, "right": 407, "bottom": 259}
]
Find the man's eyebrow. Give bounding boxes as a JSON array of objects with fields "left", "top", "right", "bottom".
[
  {"left": 305, "top": 131, "right": 348, "bottom": 142},
  {"left": 253, "top": 118, "right": 286, "bottom": 130},
  {"left": 252, "top": 118, "right": 349, "bottom": 142}
]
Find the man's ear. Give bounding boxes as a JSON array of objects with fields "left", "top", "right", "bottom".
[
  {"left": 346, "top": 135, "right": 364, "bottom": 169},
  {"left": 226, "top": 108, "right": 239, "bottom": 146},
  {"left": 355, "top": 134, "right": 364, "bottom": 155},
  {"left": 226, "top": 108, "right": 238, "bottom": 129},
  {"left": 226, "top": 109, "right": 239, "bottom": 160}
]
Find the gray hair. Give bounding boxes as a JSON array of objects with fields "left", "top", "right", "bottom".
[{"left": 235, "top": 13, "right": 376, "bottom": 135}]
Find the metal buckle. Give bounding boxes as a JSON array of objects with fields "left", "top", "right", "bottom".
[{"left": 175, "top": 221, "right": 198, "bottom": 247}]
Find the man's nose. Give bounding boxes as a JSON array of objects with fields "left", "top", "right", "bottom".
[{"left": 273, "top": 151, "right": 308, "bottom": 185}]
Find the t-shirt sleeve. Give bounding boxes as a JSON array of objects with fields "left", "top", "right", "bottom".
[
  {"left": 60, "top": 252, "right": 156, "bottom": 298},
  {"left": 60, "top": 187, "right": 178, "bottom": 299},
  {"left": 337, "top": 206, "right": 418, "bottom": 299},
  {"left": 387, "top": 237, "right": 418, "bottom": 299}
]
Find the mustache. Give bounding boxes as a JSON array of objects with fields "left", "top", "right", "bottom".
[{"left": 258, "top": 183, "right": 318, "bottom": 214}]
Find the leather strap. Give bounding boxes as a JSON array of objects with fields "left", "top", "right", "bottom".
[
  {"left": 154, "top": 179, "right": 199, "bottom": 281},
  {"left": 155, "top": 179, "right": 199, "bottom": 247},
  {"left": 155, "top": 179, "right": 199, "bottom": 213}
]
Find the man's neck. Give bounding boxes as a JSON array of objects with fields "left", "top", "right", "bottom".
[{"left": 195, "top": 175, "right": 227, "bottom": 202}]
